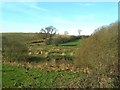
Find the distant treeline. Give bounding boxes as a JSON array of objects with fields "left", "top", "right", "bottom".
[
  {"left": 45, "top": 35, "right": 83, "bottom": 45},
  {"left": 37, "top": 32, "right": 90, "bottom": 45}
]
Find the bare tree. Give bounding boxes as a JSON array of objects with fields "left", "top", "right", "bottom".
[
  {"left": 40, "top": 26, "right": 57, "bottom": 39},
  {"left": 78, "top": 29, "right": 82, "bottom": 36},
  {"left": 64, "top": 31, "right": 69, "bottom": 35}
]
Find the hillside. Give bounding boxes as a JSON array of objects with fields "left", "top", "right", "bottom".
[
  {"left": 2, "top": 22, "right": 119, "bottom": 88},
  {"left": 2, "top": 33, "right": 83, "bottom": 64}
]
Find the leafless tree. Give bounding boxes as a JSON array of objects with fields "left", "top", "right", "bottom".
[
  {"left": 78, "top": 29, "right": 82, "bottom": 36},
  {"left": 64, "top": 31, "right": 69, "bottom": 35},
  {"left": 40, "top": 26, "right": 57, "bottom": 39}
]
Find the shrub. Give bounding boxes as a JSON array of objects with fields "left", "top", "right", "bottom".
[
  {"left": 74, "top": 22, "right": 118, "bottom": 88},
  {"left": 45, "top": 38, "right": 53, "bottom": 45},
  {"left": 47, "top": 54, "right": 74, "bottom": 62},
  {"left": 27, "top": 55, "right": 45, "bottom": 63},
  {"left": 75, "top": 22, "right": 118, "bottom": 68}
]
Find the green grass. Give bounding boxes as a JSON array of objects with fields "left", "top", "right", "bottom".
[
  {"left": 2, "top": 64, "right": 86, "bottom": 88},
  {"left": 2, "top": 33, "right": 40, "bottom": 45},
  {"left": 2, "top": 33, "right": 87, "bottom": 88},
  {"left": 59, "top": 39, "right": 82, "bottom": 46}
]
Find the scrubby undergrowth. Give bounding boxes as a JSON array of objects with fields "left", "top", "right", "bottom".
[{"left": 75, "top": 22, "right": 119, "bottom": 88}]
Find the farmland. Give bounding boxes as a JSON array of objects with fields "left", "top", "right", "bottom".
[
  {"left": 2, "top": 33, "right": 88, "bottom": 88},
  {"left": 2, "top": 22, "right": 119, "bottom": 88},
  {"left": 3, "top": 64, "right": 86, "bottom": 88}
]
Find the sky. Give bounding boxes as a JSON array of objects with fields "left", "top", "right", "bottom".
[{"left": 1, "top": 2, "right": 118, "bottom": 35}]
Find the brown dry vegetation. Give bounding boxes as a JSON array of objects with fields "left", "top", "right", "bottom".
[{"left": 74, "top": 22, "right": 119, "bottom": 88}]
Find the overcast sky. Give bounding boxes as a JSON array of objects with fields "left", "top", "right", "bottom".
[{"left": 1, "top": 2, "right": 118, "bottom": 35}]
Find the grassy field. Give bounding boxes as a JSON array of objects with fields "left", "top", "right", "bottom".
[
  {"left": 2, "top": 63, "right": 86, "bottom": 88},
  {"left": 2, "top": 33, "right": 86, "bottom": 88},
  {"left": 60, "top": 39, "right": 82, "bottom": 46},
  {"left": 2, "top": 22, "right": 119, "bottom": 88}
]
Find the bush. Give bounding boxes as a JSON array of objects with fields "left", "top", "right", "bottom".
[
  {"left": 45, "top": 38, "right": 53, "bottom": 45},
  {"left": 47, "top": 54, "right": 74, "bottom": 61},
  {"left": 27, "top": 55, "right": 45, "bottom": 63},
  {"left": 74, "top": 22, "right": 118, "bottom": 88},
  {"left": 75, "top": 22, "right": 118, "bottom": 68}
]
